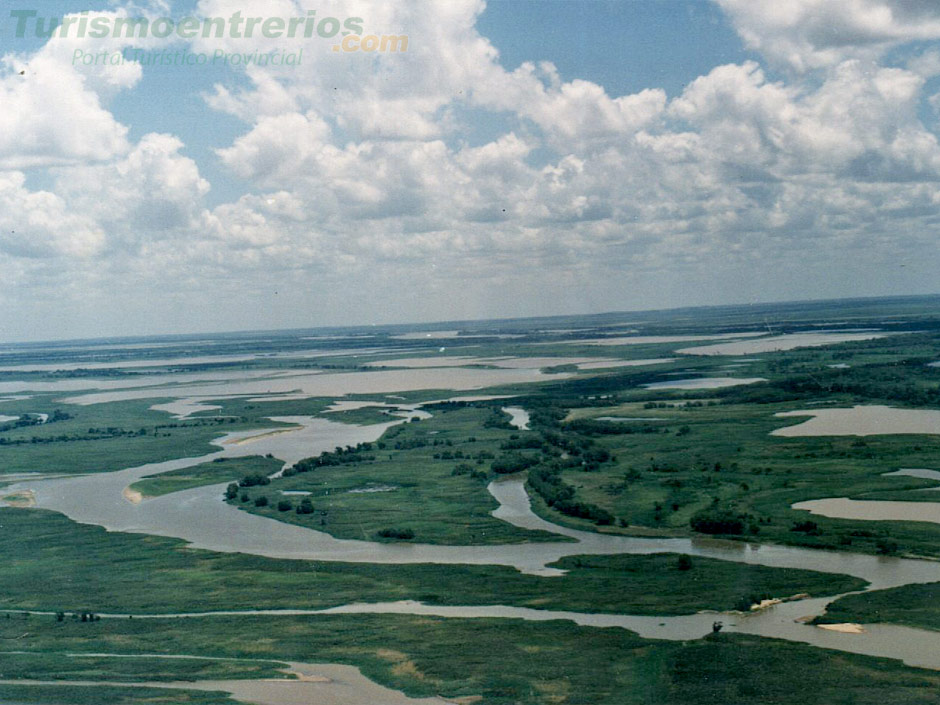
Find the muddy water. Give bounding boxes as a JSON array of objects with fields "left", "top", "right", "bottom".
[
  {"left": 793, "top": 497, "right": 940, "bottom": 525},
  {"left": 887, "top": 468, "right": 940, "bottom": 483},
  {"left": 59, "top": 367, "right": 569, "bottom": 407},
  {"left": 677, "top": 332, "right": 892, "bottom": 356},
  {"left": 7, "top": 418, "right": 940, "bottom": 675},
  {"left": 0, "top": 661, "right": 450, "bottom": 705},
  {"left": 576, "top": 358, "right": 676, "bottom": 370},
  {"left": 502, "top": 406, "right": 530, "bottom": 430},
  {"left": 643, "top": 377, "right": 766, "bottom": 390},
  {"left": 7, "top": 436, "right": 940, "bottom": 587},
  {"left": 773, "top": 405, "right": 940, "bottom": 437}
]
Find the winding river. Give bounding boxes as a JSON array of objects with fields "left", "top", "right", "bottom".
[{"left": 5, "top": 412, "right": 940, "bottom": 680}]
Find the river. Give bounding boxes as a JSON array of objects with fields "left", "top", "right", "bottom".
[{"left": 5, "top": 411, "right": 940, "bottom": 687}]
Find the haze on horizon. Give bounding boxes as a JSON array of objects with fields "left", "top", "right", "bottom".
[{"left": 1, "top": 0, "right": 939, "bottom": 343}]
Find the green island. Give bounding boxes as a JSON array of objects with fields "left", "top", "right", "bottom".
[{"left": 821, "top": 584, "right": 940, "bottom": 631}]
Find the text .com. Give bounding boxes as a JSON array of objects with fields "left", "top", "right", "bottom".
[{"left": 333, "top": 34, "right": 408, "bottom": 53}]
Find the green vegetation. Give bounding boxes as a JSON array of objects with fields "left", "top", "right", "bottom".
[
  {"left": 0, "top": 508, "right": 863, "bottom": 616},
  {"left": 7, "top": 614, "right": 940, "bottom": 705},
  {"left": 0, "top": 398, "right": 273, "bottom": 475},
  {"left": 129, "top": 455, "right": 282, "bottom": 498},
  {"left": 0, "top": 685, "right": 239, "bottom": 705},
  {"left": 4, "top": 299, "right": 940, "bottom": 703},
  {"left": 0, "top": 651, "right": 284, "bottom": 682},
  {"left": 822, "top": 583, "right": 940, "bottom": 631},
  {"left": 515, "top": 398, "right": 940, "bottom": 558},
  {"left": 658, "top": 632, "right": 940, "bottom": 705},
  {"left": 226, "top": 406, "right": 566, "bottom": 545}
]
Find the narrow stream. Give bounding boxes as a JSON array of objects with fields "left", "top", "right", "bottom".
[
  {"left": 0, "top": 660, "right": 450, "bottom": 705},
  {"left": 4, "top": 417, "right": 940, "bottom": 674}
]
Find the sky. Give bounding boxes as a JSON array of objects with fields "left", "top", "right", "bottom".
[{"left": 1, "top": 0, "right": 940, "bottom": 341}]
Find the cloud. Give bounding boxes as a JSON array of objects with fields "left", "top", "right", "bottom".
[
  {"left": 0, "top": 171, "right": 105, "bottom": 258},
  {"left": 54, "top": 133, "right": 211, "bottom": 243},
  {"left": 0, "top": 52, "right": 131, "bottom": 169},
  {"left": 717, "top": 0, "right": 940, "bottom": 71},
  {"left": 2, "top": 0, "right": 940, "bottom": 339}
]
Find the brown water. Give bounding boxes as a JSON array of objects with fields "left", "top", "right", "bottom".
[
  {"left": 6, "top": 413, "right": 940, "bottom": 676},
  {"left": 643, "top": 377, "right": 766, "bottom": 390},
  {"left": 793, "top": 497, "right": 940, "bottom": 525},
  {"left": 676, "top": 332, "right": 893, "bottom": 356},
  {"left": 502, "top": 406, "right": 530, "bottom": 430},
  {"left": 773, "top": 405, "right": 940, "bottom": 437},
  {"left": 0, "top": 660, "right": 450, "bottom": 705},
  {"left": 59, "top": 367, "right": 570, "bottom": 406}
]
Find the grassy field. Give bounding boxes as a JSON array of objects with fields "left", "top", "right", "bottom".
[
  {"left": 6, "top": 614, "right": 940, "bottom": 705},
  {"left": 129, "top": 455, "right": 283, "bottom": 497},
  {"left": 227, "top": 406, "right": 565, "bottom": 545},
  {"left": 522, "top": 397, "right": 940, "bottom": 558},
  {"left": 0, "top": 508, "right": 864, "bottom": 616},
  {"left": 0, "top": 651, "right": 285, "bottom": 683},
  {"left": 821, "top": 583, "right": 940, "bottom": 631},
  {"left": 2, "top": 302, "right": 940, "bottom": 704},
  {"left": 0, "top": 684, "right": 240, "bottom": 705},
  {"left": 168, "top": 328, "right": 940, "bottom": 557},
  {"left": 0, "top": 397, "right": 274, "bottom": 475},
  {"left": 221, "top": 390, "right": 940, "bottom": 557}
]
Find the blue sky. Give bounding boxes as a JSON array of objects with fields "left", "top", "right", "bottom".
[
  {"left": 1, "top": 0, "right": 940, "bottom": 340},
  {"left": 479, "top": 0, "right": 751, "bottom": 99}
]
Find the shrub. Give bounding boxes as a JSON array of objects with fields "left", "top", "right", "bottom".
[
  {"left": 376, "top": 528, "right": 415, "bottom": 540},
  {"left": 791, "top": 520, "right": 821, "bottom": 535},
  {"left": 690, "top": 507, "right": 755, "bottom": 535}
]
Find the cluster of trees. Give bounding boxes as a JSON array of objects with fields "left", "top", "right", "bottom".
[
  {"left": 715, "top": 357, "right": 940, "bottom": 407},
  {"left": 564, "top": 419, "right": 666, "bottom": 437},
  {"left": 0, "top": 414, "right": 241, "bottom": 446},
  {"left": 527, "top": 465, "right": 614, "bottom": 525},
  {"left": 791, "top": 520, "right": 821, "bottom": 535},
  {"left": 451, "top": 463, "right": 487, "bottom": 480},
  {"left": 0, "top": 409, "right": 73, "bottom": 433},
  {"left": 482, "top": 409, "right": 516, "bottom": 430},
  {"left": 491, "top": 453, "right": 541, "bottom": 475},
  {"left": 500, "top": 435, "right": 546, "bottom": 451},
  {"left": 376, "top": 527, "right": 415, "bottom": 540},
  {"left": 284, "top": 443, "right": 375, "bottom": 477},
  {"left": 689, "top": 506, "right": 758, "bottom": 535}
]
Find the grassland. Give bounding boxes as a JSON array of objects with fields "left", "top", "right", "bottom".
[
  {"left": 227, "top": 406, "right": 565, "bottom": 544},
  {"left": 6, "top": 614, "right": 940, "bottom": 705},
  {"left": 525, "top": 398, "right": 940, "bottom": 558},
  {"left": 821, "top": 583, "right": 940, "bottom": 631},
  {"left": 0, "top": 651, "right": 285, "bottom": 683},
  {"left": 0, "top": 684, "right": 240, "bottom": 705},
  {"left": 129, "top": 455, "right": 283, "bottom": 498},
  {"left": 221, "top": 384, "right": 940, "bottom": 557},
  {"left": 3, "top": 300, "right": 940, "bottom": 704},
  {"left": 0, "top": 508, "right": 864, "bottom": 616},
  {"left": 0, "top": 397, "right": 271, "bottom": 476}
]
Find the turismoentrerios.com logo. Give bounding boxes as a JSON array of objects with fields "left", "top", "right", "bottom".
[{"left": 8, "top": 9, "right": 409, "bottom": 54}]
